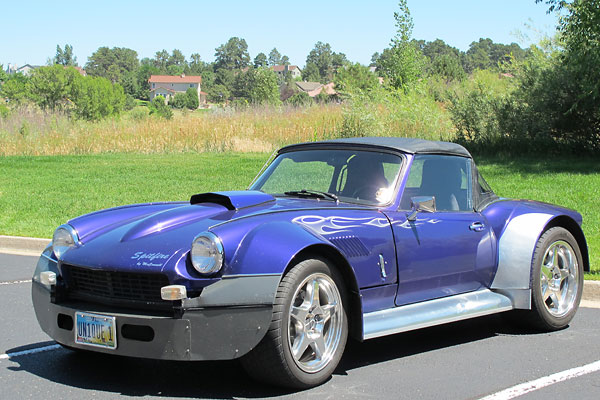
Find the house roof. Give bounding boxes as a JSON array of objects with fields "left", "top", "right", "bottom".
[
  {"left": 271, "top": 65, "right": 300, "bottom": 72},
  {"left": 279, "top": 137, "right": 471, "bottom": 158},
  {"left": 296, "top": 81, "right": 322, "bottom": 92},
  {"left": 16, "top": 64, "right": 41, "bottom": 71},
  {"left": 148, "top": 74, "right": 202, "bottom": 83}
]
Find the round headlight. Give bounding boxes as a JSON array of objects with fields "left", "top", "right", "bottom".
[
  {"left": 190, "top": 232, "right": 224, "bottom": 275},
  {"left": 52, "top": 224, "right": 79, "bottom": 259}
]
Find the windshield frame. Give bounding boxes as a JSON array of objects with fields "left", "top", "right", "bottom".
[{"left": 249, "top": 146, "right": 406, "bottom": 207}]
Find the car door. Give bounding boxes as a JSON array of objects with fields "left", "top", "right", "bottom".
[{"left": 384, "top": 154, "right": 496, "bottom": 306}]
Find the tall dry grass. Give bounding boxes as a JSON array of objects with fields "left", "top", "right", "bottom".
[
  {"left": 0, "top": 104, "right": 342, "bottom": 156},
  {"left": 0, "top": 95, "right": 456, "bottom": 156}
]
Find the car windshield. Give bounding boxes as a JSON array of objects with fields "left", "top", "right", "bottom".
[{"left": 249, "top": 149, "right": 403, "bottom": 205}]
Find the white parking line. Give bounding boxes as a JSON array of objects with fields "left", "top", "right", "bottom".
[
  {"left": 480, "top": 359, "right": 600, "bottom": 400},
  {"left": 0, "top": 279, "right": 31, "bottom": 285},
  {"left": 0, "top": 344, "right": 61, "bottom": 360}
]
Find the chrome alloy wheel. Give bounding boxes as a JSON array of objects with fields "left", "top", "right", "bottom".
[
  {"left": 540, "top": 240, "right": 579, "bottom": 317},
  {"left": 287, "top": 273, "right": 343, "bottom": 373}
]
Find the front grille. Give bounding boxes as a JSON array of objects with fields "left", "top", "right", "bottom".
[{"left": 64, "top": 264, "right": 170, "bottom": 307}]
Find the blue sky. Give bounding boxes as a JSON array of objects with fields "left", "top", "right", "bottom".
[{"left": 1, "top": 1, "right": 558, "bottom": 68}]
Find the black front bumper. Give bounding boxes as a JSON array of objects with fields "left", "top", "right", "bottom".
[{"left": 32, "top": 282, "right": 273, "bottom": 361}]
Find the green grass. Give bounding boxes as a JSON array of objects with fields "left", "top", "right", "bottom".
[
  {"left": 476, "top": 155, "right": 600, "bottom": 280},
  {"left": 0, "top": 153, "right": 597, "bottom": 278},
  {"left": 0, "top": 153, "right": 267, "bottom": 238}
]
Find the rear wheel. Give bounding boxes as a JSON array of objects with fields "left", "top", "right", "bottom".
[
  {"left": 241, "top": 257, "right": 348, "bottom": 389},
  {"left": 526, "top": 227, "right": 583, "bottom": 330}
]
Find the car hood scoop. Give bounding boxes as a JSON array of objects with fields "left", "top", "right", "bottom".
[{"left": 190, "top": 190, "right": 275, "bottom": 210}]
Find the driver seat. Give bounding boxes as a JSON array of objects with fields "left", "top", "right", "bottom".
[{"left": 340, "top": 155, "right": 389, "bottom": 201}]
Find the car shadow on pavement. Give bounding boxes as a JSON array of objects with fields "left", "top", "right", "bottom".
[{"left": 5, "top": 313, "right": 542, "bottom": 398}]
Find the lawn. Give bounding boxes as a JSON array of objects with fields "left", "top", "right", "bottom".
[{"left": 0, "top": 152, "right": 597, "bottom": 277}]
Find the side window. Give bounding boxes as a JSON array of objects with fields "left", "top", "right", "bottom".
[{"left": 400, "top": 155, "right": 473, "bottom": 211}]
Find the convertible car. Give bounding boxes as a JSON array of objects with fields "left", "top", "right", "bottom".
[{"left": 32, "top": 137, "right": 588, "bottom": 388}]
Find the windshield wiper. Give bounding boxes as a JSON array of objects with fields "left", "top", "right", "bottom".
[{"left": 283, "top": 189, "right": 339, "bottom": 202}]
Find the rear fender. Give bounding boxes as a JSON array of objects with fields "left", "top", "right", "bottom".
[{"left": 490, "top": 210, "right": 588, "bottom": 309}]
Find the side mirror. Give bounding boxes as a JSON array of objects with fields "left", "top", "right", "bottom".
[{"left": 407, "top": 196, "right": 436, "bottom": 221}]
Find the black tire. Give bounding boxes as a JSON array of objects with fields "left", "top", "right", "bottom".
[
  {"left": 241, "top": 257, "right": 348, "bottom": 389},
  {"left": 524, "top": 227, "right": 584, "bottom": 331}
]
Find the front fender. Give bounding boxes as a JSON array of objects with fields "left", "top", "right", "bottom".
[{"left": 223, "top": 220, "right": 329, "bottom": 276}]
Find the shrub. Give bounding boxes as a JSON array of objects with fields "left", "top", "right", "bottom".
[
  {"left": 0, "top": 103, "right": 9, "bottom": 119},
  {"left": 148, "top": 96, "right": 173, "bottom": 119},
  {"left": 169, "top": 93, "right": 187, "bottom": 109},
  {"left": 184, "top": 87, "right": 199, "bottom": 109},
  {"left": 286, "top": 92, "right": 313, "bottom": 107},
  {"left": 128, "top": 107, "right": 148, "bottom": 122},
  {"left": 447, "top": 70, "right": 513, "bottom": 147}
]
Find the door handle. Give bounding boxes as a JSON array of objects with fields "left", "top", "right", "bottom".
[{"left": 469, "top": 222, "right": 485, "bottom": 232}]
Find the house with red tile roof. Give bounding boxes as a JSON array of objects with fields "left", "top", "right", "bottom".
[
  {"left": 148, "top": 74, "right": 205, "bottom": 106},
  {"left": 270, "top": 65, "right": 301, "bottom": 79}
]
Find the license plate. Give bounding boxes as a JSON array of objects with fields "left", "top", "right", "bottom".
[{"left": 75, "top": 312, "right": 117, "bottom": 349}]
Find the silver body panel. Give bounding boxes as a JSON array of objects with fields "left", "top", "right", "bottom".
[
  {"left": 363, "top": 289, "right": 513, "bottom": 340},
  {"left": 491, "top": 212, "right": 553, "bottom": 290}
]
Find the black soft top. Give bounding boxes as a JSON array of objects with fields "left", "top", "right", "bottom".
[{"left": 279, "top": 137, "right": 471, "bottom": 158}]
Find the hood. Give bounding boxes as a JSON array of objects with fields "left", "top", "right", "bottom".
[
  {"left": 61, "top": 191, "right": 276, "bottom": 272},
  {"left": 60, "top": 190, "right": 354, "bottom": 279}
]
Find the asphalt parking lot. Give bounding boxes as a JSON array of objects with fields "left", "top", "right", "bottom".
[{"left": 1, "top": 251, "right": 599, "bottom": 400}]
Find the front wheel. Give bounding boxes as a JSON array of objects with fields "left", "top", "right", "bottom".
[
  {"left": 526, "top": 227, "right": 584, "bottom": 331},
  {"left": 241, "top": 257, "right": 348, "bottom": 389}
]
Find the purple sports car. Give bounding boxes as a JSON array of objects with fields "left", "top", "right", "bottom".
[{"left": 32, "top": 137, "right": 588, "bottom": 388}]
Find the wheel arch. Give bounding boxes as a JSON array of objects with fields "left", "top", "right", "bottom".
[
  {"left": 287, "top": 244, "right": 363, "bottom": 342},
  {"left": 545, "top": 215, "right": 590, "bottom": 272}
]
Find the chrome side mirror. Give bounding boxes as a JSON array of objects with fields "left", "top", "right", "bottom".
[{"left": 407, "top": 196, "right": 436, "bottom": 221}]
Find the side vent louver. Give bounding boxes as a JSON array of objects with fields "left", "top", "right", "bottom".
[{"left": 329, "top": 236, "right": 370, "bottom": 258}]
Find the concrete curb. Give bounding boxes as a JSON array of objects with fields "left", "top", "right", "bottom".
[
  {"left": 1, "top": 235, "right": 598, "bottom": 301},
  {"left": 0, "top": 235, "right": 51, "bottom": 255}
]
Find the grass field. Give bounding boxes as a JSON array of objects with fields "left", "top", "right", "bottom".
[{"left": 0, "top": 152, "right": 597, "bottom": 277}]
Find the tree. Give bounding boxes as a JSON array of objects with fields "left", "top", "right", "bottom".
[
  {"left": 305, "top": 42, "right": 335, "bottom": 83},
  {"left": 153, "top": 49, "right": 170, "bottom": 72},
  {"left": 214, "top": 37, "right": 250, "bottom": 70},
  {"left": 249, "top": 68, "right": 280, "bottom": 105},
  {"left": 268, "top": 48, "right": 282, "bottom": 66},
  {"left": 232, "top": 68, "right": 280, "bottom": 105},
  {"left": 53, "top": 44, "right": 78, "bottom": 66},
  {"left": 184, "top": 87, "right": 199, "bottom": 109},
  {"left": 207, "top": 83, "right": 230, "bottom": 103},
  {"left": 431, "top": 54, "right": 465, "bottom": 81},
  {"left": 302, "top": 63, "right": 321, "bottom": 82},
  {"left": 71, "top": 76, "right": 126, "bottom": 120},
  {"left": 332, "top": 52, "right": 349, "bottom": 69},
  {"left": 378, "top": 0, "right": 425, "bottom": 89},
  {"left": 28, "top": 65, "right": 80, "bottom": 111},
  {"left": 464, "top": 38, "right": 527, "bottom": 72},
  {"left": 370, "top": 52, "right": 380, "bottom": 66},
  {"left": 334, "top": 63, "right": 380, "bottom": 95},
  {"left": 0, "top": 73, "right": 30, "bottom": 104},
  {"left": 534, "top": 0, "right": 600, "bottom": 150},
  {"left": 0, "top": 64, "right": 7, "bottom": 82},
  {"left": 136, "top": 63, "right": 160, "bottom": 100},
  {"left": 169, "top": 49, "right": 186, "bottom": 67},
  {"left": 254, "top": 52, "right": 268, "bottom": 68},
  {"left": 85, "top": 47, "right": 139, "bottom": 93},
  {"left": 215, "top": 68, "right": 235, "bottom": 89},
  {"left": 187, "top": 53, "right": 205, "bottom": 74},
  {"left": 9, "top": 64, "right": 126, "bottom": 119},
  {"left": 281, "top": 55, "right": 290, "bottom": 65}
]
